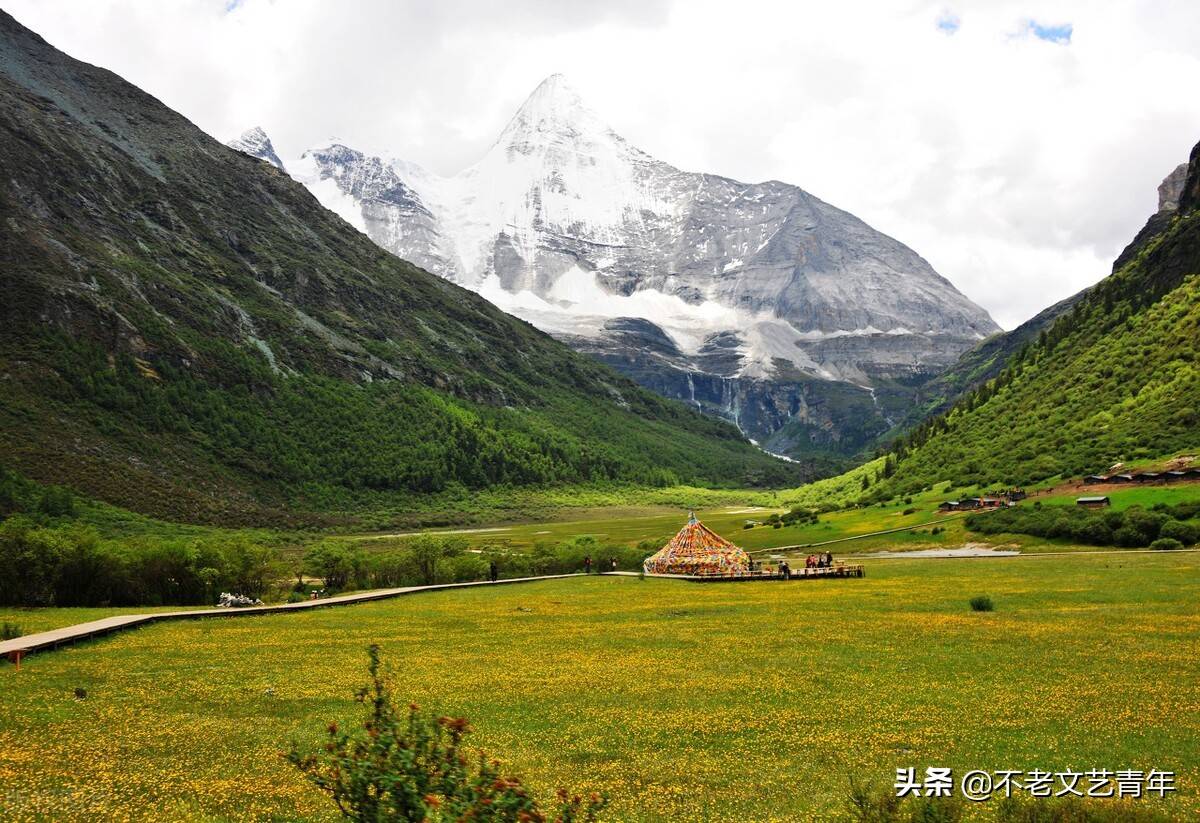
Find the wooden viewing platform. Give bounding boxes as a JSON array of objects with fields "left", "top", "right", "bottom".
[{"left": 645, "top": 564, "right": 865, "bottom": 582}]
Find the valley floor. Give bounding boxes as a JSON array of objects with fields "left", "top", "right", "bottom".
[
  {"left": 1, "top": 553, "right": 1197, "bottom": 821},
  {"left": 346, "top": 480, "right": 1200, "bottom": 557}
]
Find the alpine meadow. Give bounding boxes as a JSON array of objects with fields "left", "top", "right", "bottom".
[{"left": 1, "top": 4, "right": 1199, "bottom": 823}]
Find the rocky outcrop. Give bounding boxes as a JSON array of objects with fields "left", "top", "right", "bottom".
[{"left": 1158, "top": 162, "right": 1187, "bottom": 212}]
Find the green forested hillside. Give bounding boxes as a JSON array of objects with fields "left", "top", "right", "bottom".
[
  {"left": 877, "top": 289, "right": 1087, "bottom": 446},
  {"left": 868, "top": 143, "right": 1200, "bottom": 496},
  {"left": 0, "top": 11, "right": 801, "bottom": 526}
]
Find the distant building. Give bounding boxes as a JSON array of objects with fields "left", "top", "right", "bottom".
[
  {"left": 1165, "top": 471, "right": 1186, "bottom": 482},
  {"left": 1113, "top": 473, "right": 1135, "bottom": 482},
  {"left": 1084, "top": 474, "right": 1108, "bottom": 484},
  {"left": 939, "top": 501, "right": 960, "bottom": 512},
  {"left": 1134, "top": 472, "right": 1161, "bottom": 483},
  {"left": 1076, "top": 496, "right": 1111, "bottom": 508}
]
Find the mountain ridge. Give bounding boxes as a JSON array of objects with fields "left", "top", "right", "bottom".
[{"left": 0, "top": 11, "right": 805, "bottom": 526}]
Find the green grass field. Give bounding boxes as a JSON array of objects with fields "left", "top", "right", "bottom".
[
  {"left": 2, "top": 553, "right": 1196, "bottom": 821},
  {"left": 348, "top": 482, "right": 1200, "bottom": 559}
]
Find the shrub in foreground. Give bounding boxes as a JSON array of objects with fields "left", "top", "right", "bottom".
[
  {"left": 969, "top": 595, "right": 995, "bottom": 612},
  {"left": 286, "top": 646, "right": 606, "bottom": 822}
]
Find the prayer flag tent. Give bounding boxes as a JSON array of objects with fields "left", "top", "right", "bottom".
[{"left": 643, "top": 513, "right": 751, "bottom": 576}]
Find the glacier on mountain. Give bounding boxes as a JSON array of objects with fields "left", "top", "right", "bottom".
[{"left": 228, "top": 75, "right": 999, "bottom": 460}]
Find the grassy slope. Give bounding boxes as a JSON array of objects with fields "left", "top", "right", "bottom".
[
  {"left": 2, "top": 561, "right": 1197, "bottom": 821},
  {"left": 878, "top": 204, "right": 1200, "bottom": 496},
  {"left": 0, "top": 10, "right": 804, "bottom": 529},
  {"left": 876, "top": 289, "right": 1088, "bottom": 448}
]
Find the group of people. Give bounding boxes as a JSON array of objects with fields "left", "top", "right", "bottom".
[
  {"left": 582, "top": 556, "right": 619, "bottom": 574},
  {"left": 774, "top": 552, "right": 833, "bottom": 579},
  {"left": 805, "top": 551, "right": 835, "bottom": 569}
]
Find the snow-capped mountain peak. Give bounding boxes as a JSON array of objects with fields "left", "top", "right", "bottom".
[
  {"left": 493, "top": 73, "right": 618, "bottom": 153},
  {"left": 226, "top": 126, "right": 285, "bottom": 171},
  {"left": 244, "top": 75, "right": 1000, "bottom": 456}
]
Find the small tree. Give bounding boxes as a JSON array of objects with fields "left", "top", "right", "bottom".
[
  {"left": 286, "top": 646, "right": 606, "bottom": 822},
  {"left": 408, "top": 535, "right": 446, "bottom": 586},
  {"left": 304, "top": 541, "right": 360, "bottom": 591},
  {"left": 35, "top": 486, "right": 76, "bottom": 518},
  {"left": 223, "top": 538, "right": 274, "bottom": 598}
]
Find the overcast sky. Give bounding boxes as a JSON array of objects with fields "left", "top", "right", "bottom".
[{"left": 8, "top": 0, "right": 1200, "bottom": 328}]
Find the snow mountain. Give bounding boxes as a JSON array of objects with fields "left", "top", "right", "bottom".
[
  {"left": 231, "top": 76, "right": 1000, "bottom": 461},
  {"left": 226, "top": 127, "right": 285, "bottom": 172}
]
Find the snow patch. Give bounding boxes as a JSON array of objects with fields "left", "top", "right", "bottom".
[{"left": 292, "top": 152, "right": 368, "bottom": 234}]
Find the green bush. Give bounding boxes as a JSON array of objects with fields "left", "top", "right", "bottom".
[
  {"left": 35, "top": 486, "right": 76, "bottom": 518},
  {"left": 969, "top": 595, "right": 995, "bottom": 612},
  {"left": 286, "top": 646, "right": 606, "bottom": 822},
  {"left": 965, "top": 502, "right": 1200, "bottom": 549},
  {"left": 0, "top": 622, "right": 21, "bottom": 640},
  {"left": 1159, "top": 518, "right": 1199, "bottom": 546},
  {"left": 1150, "top": 537, "right": 1184, "bottom": 551},
  {"left": 1112, "top": 526, "right": 1145, "bottom": 548}
]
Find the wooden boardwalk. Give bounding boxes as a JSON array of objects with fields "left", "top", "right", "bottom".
[
  {"left": 627, "top": 566, "right": 866, "bottom": 582},
  {"left": 0, "top": 573, "right": 583, "bottom": 663}
]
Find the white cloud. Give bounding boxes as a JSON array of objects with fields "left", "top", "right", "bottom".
[{"left": 7, "top": 0, "right": 1200, "bottom": 329}]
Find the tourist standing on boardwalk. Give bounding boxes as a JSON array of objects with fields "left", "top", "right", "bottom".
[
  {"left": 584, "top": 555, "right": 592, "bottom": 574},
  {"left": 825, "top": 551, "right": 834, "bottom": 567},
  {"left": 489, "top": 559, "right": 498, "bottom": 583},
  {"left": 780, "top": 560, "right": 790, "bottom": 580},
  {"left": 609, "top": 557, "right": 618, "bottom": 572}
]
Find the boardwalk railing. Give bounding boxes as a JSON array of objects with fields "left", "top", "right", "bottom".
[{"left": 647, "top": 564, "right": 865, "bottom": 582}]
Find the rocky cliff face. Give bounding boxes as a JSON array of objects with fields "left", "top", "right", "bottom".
[
  {"left": 232, "top": 75, "right": 1000, "bottom": 461},
  {"left": 1158, "top": 162, "right": 1188, "bottom": 212}
]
